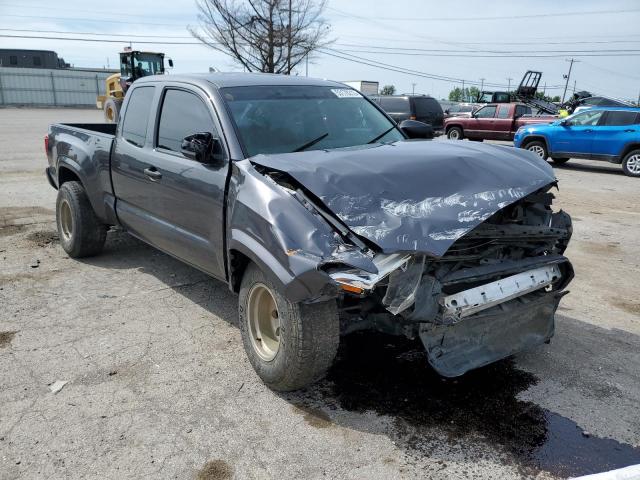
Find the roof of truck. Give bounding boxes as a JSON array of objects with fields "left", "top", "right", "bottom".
[{"left": 136, "top": 72, "right": 344, "bottom": 89}]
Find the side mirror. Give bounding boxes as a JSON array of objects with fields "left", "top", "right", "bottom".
[
  {"left": 181, "top": 132, "right": 224, "bottom": 164},
  {"left": 444, "top": 109, "right": 450, "bottom": 114},
  {"left": 399, "top": 119, "right": 434, "bottom": 139},
  {"left": 168, "top": 58, "right": 174, "bottom": 68}
]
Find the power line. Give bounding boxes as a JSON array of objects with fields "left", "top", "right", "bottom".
[
  {"left": 330, "top": 47, "right": 640, "bottom": 58},
  {"left": 0, "top": 34, "right": 203, "bottom": 45},
  {"left": 0, "top": 14, "right": 191, "bottom": 27},
  {"left": 0, "top": 28, "right": 193, "bottom": 39},
  {"left": 327, "top": 6, "right": 640, "bottom": 22}
]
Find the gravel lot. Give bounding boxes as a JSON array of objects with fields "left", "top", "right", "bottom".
[{"left": 1, "top": 108, "right": 639, "bottom": 480}]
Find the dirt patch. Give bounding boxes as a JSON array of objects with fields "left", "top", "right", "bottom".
[
  {"left": 580, "top": 241, "right": 621, "bottom": 255},
  {"left": 0, "top": 224, "right": 26, "bottom": 237},
  {"left": 0, "top": 331, "right": 17, "bottom": 348},
  {"left": 196, "top": 459, "right": 233, "bottom": 480},
  {"left": 613, "top": 299, "right": 640, "bottom": 316},
  {"left": 26, "top": 230, "right": 59, "bottom": 247},
  {"left": 292, "top": 405, "right": 332, "bottom": 429},
  {"left": 0, "top": 206, "right": 54, "bottom": 227}
]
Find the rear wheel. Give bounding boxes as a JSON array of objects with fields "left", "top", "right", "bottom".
[
  {"left": 103, "top": 98, "right": 122, "bottom": 123},
  {"left": 56, "top": 181, "right": 107, "bottom": 258},
  {"left": 524, "top": 140, "right": 548, "bottom": 160},
  {"left": 622, "top": 149, "right": 640, "bottom": 177},
  {"left": 238, "top": 263, "right": 339, "bottom": 391},
  {"left": 447, "top": 127, "right": 463, "bottom": 140},
  {"left": 552, "top": 157, "right": 570, "bottom": 164}
]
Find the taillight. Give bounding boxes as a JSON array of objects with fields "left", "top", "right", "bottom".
[{"left": 44, "top": 134, "right": 49, "bottom": 153}]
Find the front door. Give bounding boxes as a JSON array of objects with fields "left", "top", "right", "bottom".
[
  {"left": 548, "top": 109, "right": 604, "bottom": 158},
  {"left": 111, "top": 85, "right": 229, "bottom": 279},
  {"left": 466, "top": 105, "right": 497, "bottom": 139}
]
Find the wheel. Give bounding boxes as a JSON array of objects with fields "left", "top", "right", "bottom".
[
  {"left": 447, "top": 127, "right": 463, "bottom": 140},
  {"left": 238, "top": 263, "right": 339, "bottom": 391},
  {"left": 622, "top": 149, "right": 640, "bottom": 177},
  {"left": 103, "top": 98, "right": 122, "bottom": 123},
  {"left": 524, "top": 140, "right": 548, "bottom": 160},
  {"left": 552, "top": 158, "right": 570, "bottom": 164},
  {"left": 56, "top": 181, "right": 107, "bottom": 258}
]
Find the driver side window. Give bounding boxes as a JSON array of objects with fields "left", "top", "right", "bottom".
[
  {"left": 566, "top": 110, "right": 603, "bottom": 126},
  {"left": 474, "top": 106, "right": 497, "bottom": 118},
  {"left": 156, "top": 89, "right": 218, "bottom": 156}
]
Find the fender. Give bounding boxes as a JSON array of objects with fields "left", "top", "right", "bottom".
[{"left": 227, "top": 229, "right": 336, "bottom": 304}]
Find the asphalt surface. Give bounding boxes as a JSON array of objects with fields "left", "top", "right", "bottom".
[{"left": 1, "top": 108, "right": 639, "bottom": 480}]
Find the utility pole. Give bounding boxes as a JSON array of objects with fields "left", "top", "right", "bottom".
[
  {"left": 480, "top": 77, "right": 485, "bottom": 93},
  {"left": 573, "top": 80, "right": 576, "bottom": 95},
  {"left": 287, "top": 0, "right": 292, "bottom": 74},
  {"left": 462, "top": 80, "right": 465, "bottom": 101},
  {"left": 506, "top": 77, "right": 513, "bottom": 93},
  {"left": 562, "top": 58, "right": 579, "bottom": 103},
  {"left": 305, "top": 55, "right": 308, "bottom": 77},
  {"left": 412, "top": 83, "right": 416, "bottom": 95}
]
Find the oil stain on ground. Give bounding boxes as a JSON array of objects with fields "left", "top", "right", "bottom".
[
  {"left": 0, "top": 331, "right": 17, "bottom": 348},
  {"left": 196, "top": 459, "right": 233, "bottom": 480},
  {"left": 298, "top": 332, "right": 640, "bottom": 478},
  {"left": 291, "top": 404, "right": 333, "bottom": 429}
]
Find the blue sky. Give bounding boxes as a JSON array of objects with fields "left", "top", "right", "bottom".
[{"left": 1, "top": 0, "right": 639, "bottom": 101}]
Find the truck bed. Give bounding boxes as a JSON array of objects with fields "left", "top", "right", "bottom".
[{"left": 56, "top": 123, "right": 117, "bottom": 137}]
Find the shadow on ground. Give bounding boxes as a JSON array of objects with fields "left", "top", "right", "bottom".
[{"left": 80, "top": 230, "right": 640, "bottom": 478}]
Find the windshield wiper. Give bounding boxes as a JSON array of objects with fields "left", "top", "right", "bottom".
[
  {"left": 367, "top": 126, "right": 397, "bottom": 144},
  {"left": 292, "top": 133, "right": 329, "bottom": 152}
]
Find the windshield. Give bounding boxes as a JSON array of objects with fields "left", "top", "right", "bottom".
[
  {"left": 221, "top": 85, "right": 404, "bottom": 156},
  {"left": 132, "top": 53, "right": 164, "bottom": 77}
]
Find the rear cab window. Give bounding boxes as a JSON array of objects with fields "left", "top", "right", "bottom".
[
  {"left": 156, "top": 88, "right": 218, "bottom": 153},
  {"left": 497, "top": 105, "right": 511, "bottom": 118},
  {"left": 121, "top": 86, "right": 155, "bottom": 147},
  {"left": 378, "top": 97, "right": 411, "bottom": 114},
  {"left": 413, "top": 97, "right": 442, "bottom": 117}
]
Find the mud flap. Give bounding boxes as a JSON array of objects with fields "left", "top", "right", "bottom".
[{"left": 420, "top": 292, "right": 564, "bottom": 377}]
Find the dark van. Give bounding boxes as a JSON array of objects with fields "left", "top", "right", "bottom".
[{"left": 371, "top": 94, "right": 444, "bottom": 136}]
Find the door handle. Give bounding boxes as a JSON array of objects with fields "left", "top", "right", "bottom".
[
  {"left": 624, "top": 129, "right": 635, "bottom": 132},
  {"left": 584, "top": 129, "right": 593, "bottom": 133},
  {"left": 143, "top": 167, "right": 162, "bottom": 181}
]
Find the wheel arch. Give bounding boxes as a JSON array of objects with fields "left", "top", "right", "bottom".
[
  {"left": 619, "top": 143, "right": 640, "bottom": 164},
  {"left": 520, "top": 135, "right": 549, "bottom": 151}
]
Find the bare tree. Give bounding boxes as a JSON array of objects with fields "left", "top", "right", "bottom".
[{"left": 189, "top": 0, "right": 331, "bottom": 74}]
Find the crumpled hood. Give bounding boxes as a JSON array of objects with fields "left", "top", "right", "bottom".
[{"left": 251, "top": 140, "right": 556, "bottom": 257}]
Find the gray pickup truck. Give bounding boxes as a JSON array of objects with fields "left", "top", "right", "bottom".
[{"left": 45, "top": 73, "right": 573, "bottom": 391}]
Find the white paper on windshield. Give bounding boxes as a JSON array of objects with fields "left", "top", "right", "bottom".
[{"left": 331, "top": 88, "right": 362, "bottom": 98}]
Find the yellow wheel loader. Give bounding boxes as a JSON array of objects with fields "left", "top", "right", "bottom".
[{"left": 97, "top": 49, "right": 172, "bottom": 122}]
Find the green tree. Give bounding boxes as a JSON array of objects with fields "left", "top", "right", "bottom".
[
  {"left": 380, "top": 85, "right": 396, "bottom": 95},
  {"left": 449, "top": 86, "right": 480, "bottom": 102},
  {"left": 449, "top": 87, "right": 463, "bottom": 102}
]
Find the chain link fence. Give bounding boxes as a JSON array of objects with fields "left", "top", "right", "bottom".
[{"left": 0, "top": 67, "right": 117, "bottom": 107}]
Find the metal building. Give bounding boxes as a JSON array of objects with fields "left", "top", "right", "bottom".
[
  {"left": 0, "top": 66, "right": 118, "bottom": 107},
  {"left": 0, "top": 49, "right": 70, "bottom": 69}
]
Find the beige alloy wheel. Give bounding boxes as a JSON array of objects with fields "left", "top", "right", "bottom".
[
  {"left": 58, "top": 199, "right": 73, "bottom": 242},
  {"left": 246, "top": 283, "right": 281, "bottom": 361}
]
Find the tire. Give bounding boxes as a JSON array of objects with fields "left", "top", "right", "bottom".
[
  {"left": 552, "top": 157, "right": 570, "bottom": 165},
  {"left": 56, "top": 181, "right": 107, "bottom": 258},
  {"left": 447, "top": 127, "right": 463, "bottom": 140},
  {"left": 524, "top": 140, "right": 548, "bottom": 160},
  {"left": 103, "top": 98, "right": 122, "bottom": 123},
  {"left": 621, "top": 149, "right": 640, "bottom": 177},
  {"left": 238, "top": 263, "right": 339, "bottom": 391}
]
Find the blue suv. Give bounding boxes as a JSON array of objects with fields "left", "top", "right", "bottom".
[{"left": 514, "top": 107, "right": 640, "bottom": 177}]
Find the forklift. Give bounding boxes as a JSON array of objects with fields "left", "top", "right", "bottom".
[{"left": 97, "top": 48, "right": 173, "bottom": 122}]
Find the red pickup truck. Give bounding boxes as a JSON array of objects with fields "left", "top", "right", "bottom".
[{"left": 444, "top": 103, "right": 556, "bottom": 141}]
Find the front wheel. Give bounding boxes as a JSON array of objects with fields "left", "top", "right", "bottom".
[
  {"left": 447, "top": 127, "right": 463, "bottom": 140},
  {"left": 524, "top": 140, "right": 548, "bottom": 160},
  {"left": 238, "top": 263, "right": 340, "bottom": 391},
  {"left": 103, "top": 98, "right": 122, "bottom": 123},
  {"left": 622, "top": 150, "right": 640, "bottom": 177},
  {"left": 552, "top": 157, "right": 570, "bottom": 165}
]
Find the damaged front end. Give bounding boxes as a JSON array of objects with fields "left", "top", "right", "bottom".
[
  {"left": 323, "top": 187, "right": 573, "bottom": 376},
  {"left": 235, "top": 141, "right": 573, "bottom": 377}
]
